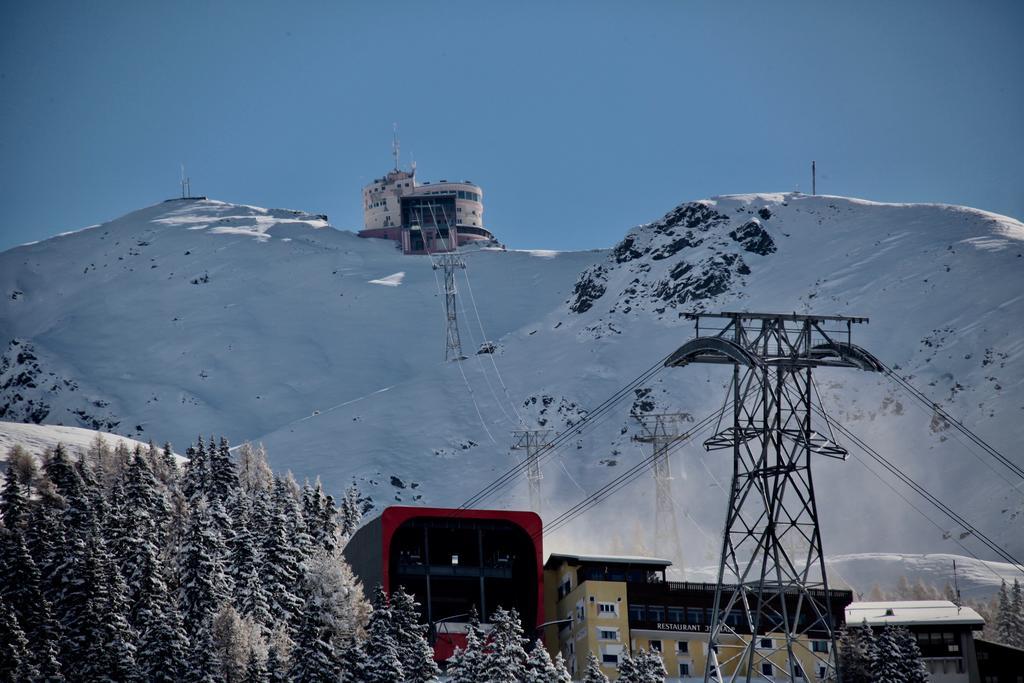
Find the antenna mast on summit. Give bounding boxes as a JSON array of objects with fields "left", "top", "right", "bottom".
[{"left": 392, "top": 123, "right": 400, "bottom": 171}]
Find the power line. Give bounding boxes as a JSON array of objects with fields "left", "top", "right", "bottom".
[
  {"left": 879, "top": 360, "right": 1024, "bottom": 481},
  {"left": 798, "top": 386, "right": 1024, "bottom": 572},
  {"left": 458, "top": 352, "right": 674, "bottom": 510},
  {"left": 539, "top": 406, "right": 726, "bottom": 539}
]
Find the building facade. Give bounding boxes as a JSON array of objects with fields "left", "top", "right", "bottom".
[
  {"left": 543, "top": 553, "right": 852, "bottom": 681},
  {"left": 358, "top": 166, "right": 496, "bottom": 254},
  {"left": 845, "top": 600, "right": 986, "bottom": 683}
]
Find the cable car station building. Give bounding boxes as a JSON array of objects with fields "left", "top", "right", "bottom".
[
  {"left": 543, "top": 553, "right": 853, "bottom": 681},
  {"left": 358, "top": 164, "right": 496, "bottom": 255}
]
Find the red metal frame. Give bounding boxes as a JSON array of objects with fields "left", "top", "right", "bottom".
[{"left": 377, "top": 506, "right": 544, "bottom": 660}]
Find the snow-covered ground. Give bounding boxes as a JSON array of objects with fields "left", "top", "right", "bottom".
[
  {"left": 1, "top": 193, "right": 1022, "bottom": 587},
  {"left": 0, "top": 420, "right": 156, "bottom": 462}
]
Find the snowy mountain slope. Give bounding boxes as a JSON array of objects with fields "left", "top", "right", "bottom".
[
  {"left": 2, "top": 193, "right": 1023, "bottom": 575},
  {"left": 0, "top": 420, "right": 156, "bottom": 463}
]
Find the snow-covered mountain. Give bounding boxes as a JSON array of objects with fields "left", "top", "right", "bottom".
[{"left": 2, "top": 194, "right": 1022, "bottom": 578}]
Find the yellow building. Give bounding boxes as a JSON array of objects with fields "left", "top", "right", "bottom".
[{"left": 543, "top": 553, "right": 851, "bottom": 681}]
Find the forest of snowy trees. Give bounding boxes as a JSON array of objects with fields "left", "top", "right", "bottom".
[
  {"left": 836, "top": 622, "right": 928, "bottom": 683},
  {"left": 0, "top": 436, "right": 604, "bottom": 682}
]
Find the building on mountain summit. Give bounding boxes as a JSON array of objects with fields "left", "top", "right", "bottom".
[{"left": 358, "top": 154, "right": 497, "bottom": 255}]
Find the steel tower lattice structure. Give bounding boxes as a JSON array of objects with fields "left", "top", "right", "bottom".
[
  {"left": 665, "top": 312, "right": 883, "bottom": 683},
  {"left": 511, "top": 429, "right": 553, "bottom": 514},
  {"left": 632, "top": 413, "right": 688, "bottom": 572},
  {"left": 433, "top": 253, "right": 466, "bottom": 362}
]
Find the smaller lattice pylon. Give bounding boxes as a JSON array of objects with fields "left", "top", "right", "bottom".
[
  {"left": 632, "top": 412, "right": 689, "bottom": 573},
  {"left": 433, "top": 253, "right": 466, "bottom": 362},
  {"left": 511, "top": 429, "right": 554, "bottom": 514}
]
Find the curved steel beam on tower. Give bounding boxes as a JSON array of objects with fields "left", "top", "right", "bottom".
[
  {"left": 664, "top": 337, "right": 763, "bottom": 369},
  {"left": 808, "top": 342, "right": 885, "bottom": 372}
]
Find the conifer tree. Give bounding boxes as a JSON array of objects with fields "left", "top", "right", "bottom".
[
  {"left": 482, "top": 606, "right": 529, "bottom": 683},
  {"left": 1, "top": 465, "right": 28, "bottom": 530},
  {"left": 243, "top": 647, "right": 267, "bottom": 683},
  {"left": 582, "top": 651, "right": 609, "bottom": 683},
  {"left": 617, "top": 653, "right": 639, "bottom": 683},
  {"left": 136, "top": 584, "right": 190, "bottom": 683},
  {"left": 524, "top": 639, "right": 559, "bottom": 682},
  {"left": 996, "top": 579, "right": 1015, "bottom": 645},
  {"left": 179, "top": 497, "right": 230, "bottom": 632},
  {"left": 553, "top": 652, "right": 572, "bottom": 683},
  {"left": 0, "top": 595, "right": 40, "bottom": 682},
  {"left": 893, "top": 625, "right": 928, "bottom": 683},
  {"left": 837, "top": 620, "right": 876, "bottom": 683},
  {"left": 182, "top": 437, "right": 210, "bottom": 504},
  {"left": 389, "top": 586, "right": 439, "bottom": 683},
  {"left": 339, "top": 636, "right": 371, "bottom": 683},
  {"left": 635, "top": 648, "right": 667, "bottom": 683},
  {"left": 288, "top": 608, "right": 340, "bottom": 682},
  {"left": 339, "top": 484, "right": 362, "bottom": 543},
  {"left": 362, "top": 585, "right": 404, "bottom": 683},
  {"left": 185, "top": 624, "right": 223, "bottom": 683},
  {"left": 445, "top": 611, "right": 485, "bottom": 683},
  {"left": 260, "top": 480, "right": 302, "bottom": 626},
  {"left": 265, "top": 643, "right": 289, "bottom": 683},
  {"left": 870, "top": 624, "right": 906, "bottom": 682},
  {"left": 1010, "top": 578, "right": 1024, "bottom": 648}
]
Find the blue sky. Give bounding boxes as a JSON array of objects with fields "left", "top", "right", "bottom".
[{"left": 1, "top": 1, "right": 1021, "bottom": 251}]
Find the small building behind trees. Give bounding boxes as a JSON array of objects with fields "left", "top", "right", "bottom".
[{"left": 845, "top": 600, "right": 986, "bottom": 682}]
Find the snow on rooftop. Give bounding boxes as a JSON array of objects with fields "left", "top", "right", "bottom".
[
  {"left": 546, "top": 552, "right": 673, "bottom": 567},
  {"left": 845, "top": 600, "right": 985, "bottom": 627}
]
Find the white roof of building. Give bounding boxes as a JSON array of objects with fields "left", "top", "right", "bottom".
[
  {"left": 845, "top": 600, "right": 985, "bottom": 628},
  {"left": 545, "top": 552, "right": 672, "bottom": 567}
]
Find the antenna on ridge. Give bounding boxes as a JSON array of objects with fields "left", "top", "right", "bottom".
[
  {"left": 180, "top": 164, "right": 186, "bottom": 199},
  {"left": 392, "top": 123, "right": 400, "bottom": 171}
]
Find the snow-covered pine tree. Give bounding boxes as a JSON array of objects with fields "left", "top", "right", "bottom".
[
  {"left": 617, "top": 652, "right": 639, "bottom": 683},
  {"left": 523, "top": 639, "right": 559, "bottom": 682},
  {"left": 1010, "top": 578, "right": 1024, "bottom": 648},
  {"left": 339, "top": 635, "right": 372, "bottom": 683},
  {"left": 552, "top": 652, "right": 572, "bottom": 683},
  {"left": 0, "top": 530, "right": 49, "bottom": 641},
  {"left": 1, "top": 464, "right": 28, "bottom": 530},
  {"left": 136, "top": 582, "right": 191, "bottom": 683},
  {"left": 445, "top": 611, "right": 485, "bottom": 683},
  {"left": 870, "top": 624, "right": 907, "bottom": 682},
  {"left": 893, "top": 625, "right": 928, "bottom": 683},
  {"left": 388, "top": 586, "right": 439, "bottom": 683},
  {"left": 482, "top": 606, "right": 529, "bottom": 683},
  {"left": 179, "top": 497, "right": 230, "bottom": 634},
  {"left": 338, "top": 483, "right": 363, "bottom": 543},
  {"left": 209, "top": 437, "right": 240, "bottom": 505},
  {"left": 288, "top": 607, "right": 341, "bottom": 682},
  {"left": 260, "top": 481, "right": 303, "bottom": 629},
  {"left": 229, "top": 498, "right": 273, "bottom": 629},
  {"left": 185, "top": 623, "right": 224, "bottom": 683},
  {"left": 996, "top": 579, "right": 1015, "bottom": 645},
  {"left": 265, "top": 642, "right": 289, "bottom": 683},
  {"left": 0, "top": 595, "right": 40, "bottom": 682},
  {"left": 582, "top": 651, "right": 609, "bottom": 683},
  {"left": 362, "top": 585, "right": 404, "bottom": 683},
  {"left": 634, "top": 649, "right": 667, "bottom": 683},
  {"left": 243, "top": 647, "right": 267, "bottom": 683},
  {"left": 182, "top": 437, "right": 210, "bottom": 504},
  {"left": 837, "top": 620, "right": 876, "bottom": 683}
]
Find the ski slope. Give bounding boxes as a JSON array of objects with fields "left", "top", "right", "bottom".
[{"left": 1, "top": 193, "right": 1022, "bottom": 579}]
